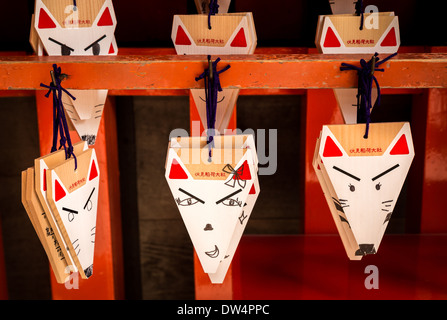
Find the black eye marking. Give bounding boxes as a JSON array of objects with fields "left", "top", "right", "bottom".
[
  {"left": 62, "top": 207, "right": 78, "bottom": 222},
  {"left": 178, "top": 188, "right": 204, "bottom": 204},
  {"left": 375, "top": 182, "right": 382, "bottom": 190},
  {"left": 333, "top": 166, "right": 361, "bottom": 181},
  {"left": 48, "top": 37, "right": 74, "bottom": 56},
  {"left": 84, "top": 35, "right": 107, "bottom": 55},
  {"left": 349, "top": 184, "right": 355, "bottom": 192},
  {"left": 84, "top": 187, "right": 95, "bottom": 211},
  {"left": 216, "top": 189, "right": 242, "bottom": 205},
  {"left": 372, "top": 164, "right": 400, "bottom": 181}
]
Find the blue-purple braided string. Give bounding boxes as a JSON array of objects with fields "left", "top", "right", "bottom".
[
  {"left": 340, "top": 52, "right": 397, "bottom": 138},
  {"left": 208, "top": 0, "right": 219, "bottom": 29},
  {"left": 40, "top": 64, "right": 78, "bottom": 170},
  {"left": 195, "top": 56, "right": 230, "bottom": 160}
]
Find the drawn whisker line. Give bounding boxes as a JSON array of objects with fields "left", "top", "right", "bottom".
[
  {"left": 382, "top": 200, "right": 393, "bottom": 204},
  {"left": 382, "top": 209, "right": 389, "bottom": 212}
]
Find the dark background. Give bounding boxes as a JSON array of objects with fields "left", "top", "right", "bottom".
[{"left": 0, "top": 0, "right": 443, "bottom": 299}]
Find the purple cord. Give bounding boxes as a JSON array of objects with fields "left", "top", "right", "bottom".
[
  {"left": 340, "top": 52, "right": 398, "bottom": 138},
  {"left": 195, "top": 56, "right": 230, "bottom": 160},
  {"left": 40, "top": 64, "right": 78, "bottom": 170}
]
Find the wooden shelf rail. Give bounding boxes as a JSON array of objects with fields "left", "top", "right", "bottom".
[{"left": 0, "top": 53, "right": 446, "bottom": 90}]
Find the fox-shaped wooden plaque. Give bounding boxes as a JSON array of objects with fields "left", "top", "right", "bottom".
[
  {"left": 46, "top": 147, "right": 100, "bottom": 279},
  {"left": 315, "top": 122, "right": 414, "bottom": 258},
  {"left": 316, "top": 12, "right": 400, "bottom": 54},
  {"left": 165, "top": 135, "right": 259, "bottom": 282},
  {"left": 32, "top": 0, "right": 118, "bottom": 145},
  {"left": 33, "top": 141, "right": 88, "bottom": 277},
  {"left": 172, "top": 13, "right": 256, "bottom": 55}
]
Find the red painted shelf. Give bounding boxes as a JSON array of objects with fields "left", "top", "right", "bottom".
[{"left": 231, "top": 234, "right": 447, "bottom": 300}]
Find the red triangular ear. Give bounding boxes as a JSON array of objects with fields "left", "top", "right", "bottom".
[
  {"left": 55, "top": 179, "right": 66, "bottom": 202},
  {"left": 389, "top": 134, "right": 409, "bottom": 155},
  {"left": 89, "top": 160, "right": 99, "bottom": 181},
  {"left": 236, "top": 160, "right": 252, "bottom": 180},
  {"left": 249, "top": 183, "right": 256, "bottom": 194},
  {"left": 323, "top": 136, "right": 343, "bottom": 157},
  {"left": 169, "top": 159, "right": 188, "bottom": 179},
  {"left": 108, "top": 43, "right": 115, "bottom": 54},
  {"left": 175, "top": 25, "right": 191, "bottom": 45},
  {"left": 380, "top": 27, "right": 397, "bottom": 47},
  {"left": 230, "top": 28, "right": 247, "bottom": 47},
  {"left": 323, "top": 27, "right": 341, "bottom": 48},
  {"left": 97, "top": 7, "right": 113, "bottom": 26},
  {"left": 38, "top": 8, "right": 56, "bottom": 29}
]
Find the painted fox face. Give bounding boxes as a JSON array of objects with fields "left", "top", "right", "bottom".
[
  {"left": 35, "top": 0, "right": 117, "bottom": 56},
  {"left": 47, "top": 148, "right": 100, "bottom": 279},
  {"left": 165, "top": 135, "right": 258, "bottom": 275},
  {"left": 319, "top": 122, "right": 414, "bottom": 256}
]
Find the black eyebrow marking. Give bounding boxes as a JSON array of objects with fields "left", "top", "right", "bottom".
[
  {"left": 178, "top": 188, "right": 204, "bottom": 204},
  {"left": 216, "top": 189, "right": 242, "bottom": 204},
  {"left": 333, "top": 166, "right": 361, "bottom": 181},
  {"left": 48, "top": 37, "right": 74, "bottom": 51},
  {"left": 84, "top": 34, "right": 106, "bottom": 51},
  {"left": 62, "top": 207, "right": 78, "bottom": 214},
  {"left": 84, "top": 187, "right": 96, "bottom": 210},
  {"left": 372, "top": 164, "right": 400, "bottom": 181}
]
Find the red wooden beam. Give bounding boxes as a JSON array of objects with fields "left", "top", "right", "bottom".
[
  {"left": 419, "top": 88, "right": 447, "bottom": 233},
  {"left": 0, "top": 53, "right": 446, "bottom": 90}
]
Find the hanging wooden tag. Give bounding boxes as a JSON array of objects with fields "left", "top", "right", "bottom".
[
  {"left": 316, "top": 12, "right": 400, "bottom": 54},
  {"left": 34, "top": 141, "right": 88, "bottom": 274},
  {"left": 32, "top": 0, "right": 117, "bottom": 144},
  {"left": 190, "top": 88, "right": 239, "bottom": 134},
  {"left": 333, "top": 88, "right": 378, "bottom": 124},
  {"left": 62, "top": 89, "right": 108, "bottom": 145},
  {"left": 34, "top": 0, "right": 117, "bottom": 56},
  {"left": 45, "top": 147, "right": 99, "bottom": 279},
  {"left": 165, "top": 135, "right": 259, "bottom": 281},
  {"left": 22, "top": 168, "right": 69, "bottom": 283},
  {"left": 316, "top": 122, "right": 414, "bottom": 258},
  {"left": 172, "top": 12, "right": 257, "bottom": 55}
]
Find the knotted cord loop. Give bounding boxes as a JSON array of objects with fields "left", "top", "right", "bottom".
[
  {"left": 40, "top": 64, "right": 78, "bottom": 170},
  {"left": 195, "top": 55, "right": 230, "bottom": 161},
  {"left": 340, "top": 52, "right": 397, "bottom": 138}
]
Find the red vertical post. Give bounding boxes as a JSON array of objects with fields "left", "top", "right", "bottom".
[
  {"left": 190, "top": 91, "right": 237, "bottom": 300},
  {"left": 304, "top": 89, "right": 344, "bottom": 233},
  {"left": 0, "top": 218, "right": 8, "bottom": 300},
  {"left": 35, "top": 91, "right": 124, "bottom": 299},
  {"left": 419, "top": 88, "right": 447, "bottom": 233}
]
